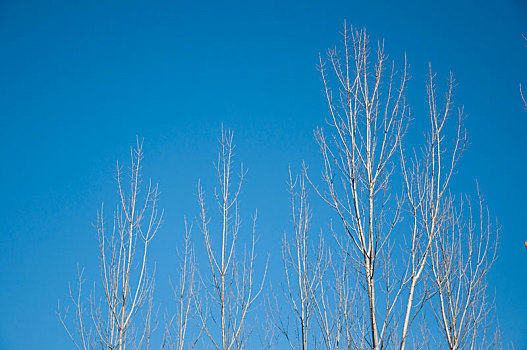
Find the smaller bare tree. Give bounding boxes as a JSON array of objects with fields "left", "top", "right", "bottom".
[
  {"left": 430, "top": 191, "right": 499, "bottom": 350},
  {"left": 397, "top": 67, "right": 467, "bottom": 350},
  {"left": 196, "top": 128, "right": 268, "bottom": 350},
  {"left": 278, "top": 166, "right": 328, "bottom": 350},
  {"left": 163, "top": 219, "right": 199, "bottom": 350},
  {"left": 314, "top": 229, "right": 365, "bottom": 350},
  {"left": 58, "top": 140, "right": 162, "bottom": 350}
]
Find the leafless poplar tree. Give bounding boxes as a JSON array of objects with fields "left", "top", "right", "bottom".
[
  {"left": 314, "top": 23, "right": 408, "bottom": 350},
  {"left": 311, "top": 22, "right": 500, "bottom": 350},
  {"left": 58, "top": 140, "right": 162, "bottom": 350},
  {"left": 196, "top": 128, "right": 268, "bottom": 350},
  {"left": 430, "top": 192, "right": 499, "bottom": 350},
  {"left": 397, "top": 68, "right": 468, "bottom": 350},
  {"left": 314, "top": 226, "right": 367, "bottom": 350},
  {"left": 163, "top": 219, "right": 199, "bottom": 350},
  {"left": 278, "top": 167, "right": 328, "bottom": 349}
]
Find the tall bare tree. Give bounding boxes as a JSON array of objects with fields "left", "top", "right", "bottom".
[
  {"left": 313, "top": 23, "right": 408, "bottom": 350},
  {"left": 58, "top": 140, "right": 162, "bottom": 350},
  {"left": 311, "top": 22, "right": 499, "bottom": 350},
  {"left": 196, "top": 128, "right": 268, "bottom": 350}
]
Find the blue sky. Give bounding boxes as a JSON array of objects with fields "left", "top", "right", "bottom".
[{"left": 0, "top": 0, "right": 526, "bottom": 348}]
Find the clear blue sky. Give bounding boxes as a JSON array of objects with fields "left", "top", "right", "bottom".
[{"left": 0, "top": 0, "right": 526, "bottom": 348}]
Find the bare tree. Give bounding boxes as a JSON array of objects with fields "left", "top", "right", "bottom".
[
  {"left": 316, "top": 228, "right": 366, "bottom": 350},
  {"left": 278, "top": 166, "right": 328, "bottom": 349},
  {"left": 58, "top": 140, "right": 162, "bottom": 350},
  {"left": 312, "top": 22, "right": 499, "bottom": 350},
  {"left": 313, "top": 23, "right": 408, "bottom": 350},
  {"left": 196, "top": 128, "right": 268, "bottom": 350},
  {"left": 258, "top": 294, "right": 279, "bottom": 350},
  {"left": 278, "top": 166, "right": 367, "bottom": 350},
  {"left": 430, "top": 192, "right": 499, "bottom": 350},
  {"left": 163, "top": 219, "right": 199, "bottom": 350},
  {"left": 397, "top": 68, "right": 468, "bottom": 350}
]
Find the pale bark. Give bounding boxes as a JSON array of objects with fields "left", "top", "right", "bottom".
[
  {"left": 196, "top": 128, "right": 268, "bottom": 350},
  {"left": 164, "top": 219, "right": 199, "bottom": 350},
  {"left": 314, "top": 22, "right": 407, "bottom": 349},
  {"left": 58, "top": 140, "right": 161, "bottom": 350},
  {"left": 430, "top": 192, "right": 499, "bottom": 350},
  {"left": 278, "top": 166, "right": 328, "bottom": 349}
]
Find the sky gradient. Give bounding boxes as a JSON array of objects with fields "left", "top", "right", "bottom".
[{"left": 1, "top": 0, "right": 526, "bottom": 348}]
